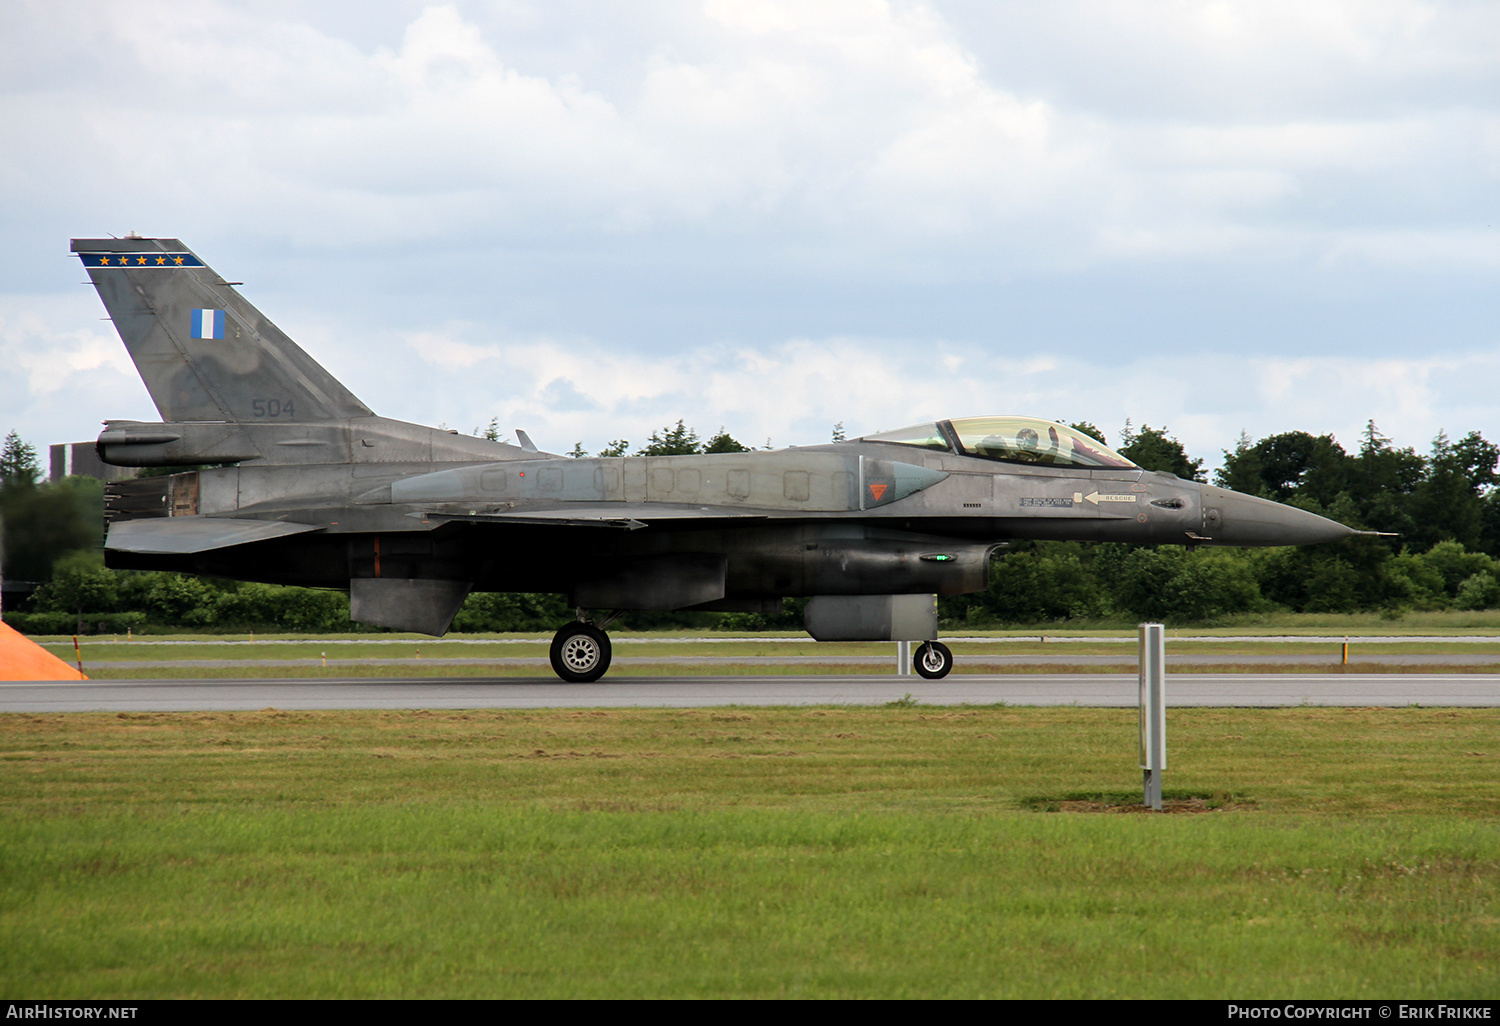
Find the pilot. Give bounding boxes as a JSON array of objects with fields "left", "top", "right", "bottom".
[
  {"left": 974, "top": 434, "right": 1010, "bottom": 459},
  {"left": 1014, "top": 427, "right": 1041, "bottom": 461},
  {"left": 1039, "top": 425, "right": 1063, "bottom": 464}
]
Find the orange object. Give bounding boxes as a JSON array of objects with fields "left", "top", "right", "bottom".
[{"left": 0, "top": 621, "right": 88, "bottom": 680}]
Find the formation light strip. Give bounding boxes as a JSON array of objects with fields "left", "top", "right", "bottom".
[{"left": 78, "top": 253, "right": 204, "bottom": 268}]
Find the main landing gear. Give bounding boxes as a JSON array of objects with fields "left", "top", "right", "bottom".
[
  {"left": 913, "top": 641, "right": 953, "bottom": 679},
  {"left": 548, "top": 611, "right": 956, "bottom": 683},
  {"left": 549, "top": 610, "right": 621, "bottom": 683}
]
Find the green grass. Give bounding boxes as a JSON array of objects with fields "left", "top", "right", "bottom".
[{"left": 1, "top": 707, "right": 1497, "bottom": 998}]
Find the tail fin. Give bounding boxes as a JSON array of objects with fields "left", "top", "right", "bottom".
[{"left": 73, "top": 237, "right": 372, "bottom": 423}]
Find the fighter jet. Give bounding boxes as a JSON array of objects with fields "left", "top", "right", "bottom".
[{"left": 75, "top": 237, "right": 1359, "bottom": 681}]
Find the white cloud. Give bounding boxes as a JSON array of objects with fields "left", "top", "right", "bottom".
[
  {"left": 0, "top": 296, "right": 133, "bottom": 393},
  {"left": 0, "top": 292, "right": 156, "bottom": 444},
  {"left": 5, "top": 0, "right": 1497, "bottom": 281}
]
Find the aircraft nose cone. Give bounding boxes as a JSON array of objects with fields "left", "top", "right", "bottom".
[{"left": 1199, "top": 485, "right": 1356, "bottom": 546}]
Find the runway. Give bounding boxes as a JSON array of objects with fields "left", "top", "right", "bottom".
[
  {"left": 43, "top": 653, "right": 1500, "bottom": 670},
  {"left": 3, "top": 673, "right": 1498, "bottom": 712}
]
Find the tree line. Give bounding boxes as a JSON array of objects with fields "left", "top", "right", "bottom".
[
  {"left": 3, "top": 419, "right": 1499, "bottom": 633},
  {"left": 474, "top": 417, "right": 755, "bottom": 457}
]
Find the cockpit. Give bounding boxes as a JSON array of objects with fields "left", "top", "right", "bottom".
[{"left": 859, "top": 417, "right": 1138, "bottom": 469}]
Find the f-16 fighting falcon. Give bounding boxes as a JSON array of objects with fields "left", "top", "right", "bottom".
[{"left": 74, "top": 237, "right": 1360, "bottom": 682}]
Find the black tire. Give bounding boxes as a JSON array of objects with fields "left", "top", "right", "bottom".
[
  {"left": 549, "top": 623, "right": 612, "bottom": 683},
  {"left": 913, "top": 641, "right": 953, "bottom": 679}
]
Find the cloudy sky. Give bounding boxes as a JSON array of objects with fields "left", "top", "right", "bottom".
[{"left": 3, "top": 0, "right": 1497, "bottom": 470}]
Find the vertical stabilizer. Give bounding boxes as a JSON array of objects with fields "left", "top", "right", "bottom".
[{"left": 72, "top": 238, "right": 372, "bottom": 423}]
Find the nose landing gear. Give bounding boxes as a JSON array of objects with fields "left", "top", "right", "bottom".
[{"left": 913, "top": 640, "right": 953, "bottom": 679}]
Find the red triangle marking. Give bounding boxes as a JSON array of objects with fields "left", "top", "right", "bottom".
[{"left": 869, "top": 483, "right": 888, "bottom": 501}]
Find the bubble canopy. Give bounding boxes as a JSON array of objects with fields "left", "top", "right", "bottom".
[{"left": 860, "top": 417, "right": 1138, "bottom": 469}]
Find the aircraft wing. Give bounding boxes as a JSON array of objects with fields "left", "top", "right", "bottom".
[
  {"left": 412, "top": 505, "right": 774, "bottom": 530},
  {"left": 107, "top": 517, "right": 324, "bottom": 554}
]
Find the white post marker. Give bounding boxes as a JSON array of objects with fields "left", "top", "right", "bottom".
[
  {"left": 897, "top": 640, "right": 911, "bottom": 675},
  {"left": 1138, "top": 622, "right": 1166, "bottom": 811}
]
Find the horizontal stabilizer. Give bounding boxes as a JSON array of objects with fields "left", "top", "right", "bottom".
[{"left": 107, "top": 517, "right": 322, "bottom": 554}]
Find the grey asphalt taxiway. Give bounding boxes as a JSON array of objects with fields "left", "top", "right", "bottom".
[{"left": 3, "top": 673, "right": 1498, "bottom": 712}]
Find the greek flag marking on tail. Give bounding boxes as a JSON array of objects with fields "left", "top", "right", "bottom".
[{"left": 191, "top": 309, "right": 225, "bottom": 340}]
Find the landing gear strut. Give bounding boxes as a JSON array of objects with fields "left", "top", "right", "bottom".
[
  {"left": 548, "top": 609, "right": 620, "bottom": 683},
  {"left": 913, "top": 640, "right": 953, "bottom": 679}
]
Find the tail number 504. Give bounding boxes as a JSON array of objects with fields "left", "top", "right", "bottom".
[{"left": 252, "top": 398, "right": 295, "bottom": 417}]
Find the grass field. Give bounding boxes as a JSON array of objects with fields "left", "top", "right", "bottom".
[{"left": 1, "top": 705, "right": 1496, "bottom": 998}]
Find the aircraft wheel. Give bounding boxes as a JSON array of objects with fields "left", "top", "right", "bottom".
[
  {"left": 550, "top": 623, "right": 612, "bottom": 683},
  {"left": 913, "top": 641, "right": 953, "bottom": 680}
]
